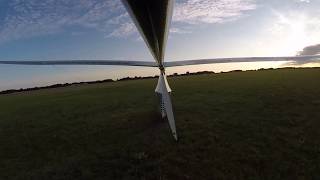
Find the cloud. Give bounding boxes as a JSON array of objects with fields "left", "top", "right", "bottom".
[
  {"left": 282, "top": 44, "right": 320, "bottom": 66},
  {"left": 0, "top": 0, "right": 257, "bottom": 43},
  {"left": 173, "top": 0, "right": 256, "bottom": 24},
  {"left": 170, "top": 27, "right": 191, "bottom": 34},
  {"left": 107, "top": 22, "right": 136, "bottom": 38},
  {"left": 297, "top": 0, "right": 310, "bottom": 3},
  {"left": 0, "top": 0, "right": 128, "bottom": 43},
  {"left": 297, "top": 44, "right": 320, "bottom": 56}
]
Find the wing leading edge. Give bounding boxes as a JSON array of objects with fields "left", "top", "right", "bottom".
[{"left": 0, "top": 55, "right": 319, "bottom": 67}]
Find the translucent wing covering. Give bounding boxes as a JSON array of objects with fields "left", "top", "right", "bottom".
[
  {"left": 164, "top": 55, "right": 320, "bottom": 67},
  {"left": 0, "top": 60, "right": 157, "bottom": 67}
]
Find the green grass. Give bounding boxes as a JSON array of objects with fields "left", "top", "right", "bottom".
[{"left": 0, "top": 68, "right": 320, "bottom": 180}]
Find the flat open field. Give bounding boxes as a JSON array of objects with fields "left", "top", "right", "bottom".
[{"left": 0, "top": 68, "right": 320, "bottom": 180}]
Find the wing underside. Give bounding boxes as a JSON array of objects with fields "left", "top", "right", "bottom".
[{"left": 0, "top": 55, "right": 319, "bottom": 67}]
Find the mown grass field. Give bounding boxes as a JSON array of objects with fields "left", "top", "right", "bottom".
[{"left": 0, "top": 68, "right": 320, "bottom": 180}]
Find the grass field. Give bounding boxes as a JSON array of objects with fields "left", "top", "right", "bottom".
[{"left": 0, "top": 68, "right": 320, "bottom": 180}]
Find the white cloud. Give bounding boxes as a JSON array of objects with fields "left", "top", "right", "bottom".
[
  {"left": 107, "top": 22, "right": 136, "bottom": 38},
  {"left": 0, "top": 0, "right": 128, "bottom": 43},
  {"left": 297, "top": 0, "right": 310, "bottom": 3},
  {"left": 0, "top": 0, "right": 257, "bottom": 43},
  {"left": 173, "top": 0, "right": 256, "bottom": 24},
  {"left": 170, "top": 27, "right": 191, "bottom": 34}
]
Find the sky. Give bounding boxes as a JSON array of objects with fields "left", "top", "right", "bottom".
[{"left": 0, "top": 0, "right": 320, "bottom": 90}]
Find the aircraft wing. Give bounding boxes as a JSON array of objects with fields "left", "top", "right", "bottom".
[
  {"left": 0, "top": 55, "right": 319, "bottom": 67},
  {"left": 0, "top": 60, "right": 158, "bottom": 67},
  {"left": 164, "top": 55, "right": 320, "bottom": 67}
]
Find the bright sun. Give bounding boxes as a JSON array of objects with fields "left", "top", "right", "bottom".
[
  {"left": 276, "top": 13, "right": 309, "bottom": 55},
  {"left": 285, "top": 16, "right": 308, "bottom": 55},
  {"left": 264, "top": 10, "right": 320, "bottom": 56}
]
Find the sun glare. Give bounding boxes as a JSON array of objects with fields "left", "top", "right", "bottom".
[
  {"left": 265, "top": 10, "right": 320, "bottom": 56},
  {"left": 285, "top": 16, "right": 308, "bottom": 55},
  {"left": 276, "top": 13, "right": 308, "bottom": 55}
]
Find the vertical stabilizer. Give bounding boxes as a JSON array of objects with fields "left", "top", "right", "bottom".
[
  {"left": 121, "top": 0, "right": 177, "bottom": 140},
  {"left": 155, "top": 72, "right": 178, "bottom": 140}
]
